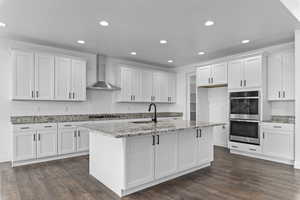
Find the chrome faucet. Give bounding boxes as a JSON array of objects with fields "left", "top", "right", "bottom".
[{"left": 148, "top": 103, "right": 157, "bottom": 123}]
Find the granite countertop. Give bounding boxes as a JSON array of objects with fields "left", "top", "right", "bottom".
[
  {"left": 80, "top": 119, "right": 226, "bottom": 138},
  {"left": 10, "top": 112, "right": 183, "bottom": 124}
]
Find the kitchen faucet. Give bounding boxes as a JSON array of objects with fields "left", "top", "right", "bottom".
[{"left": 148, "top": 103, "right": 157, "bottom": 123}]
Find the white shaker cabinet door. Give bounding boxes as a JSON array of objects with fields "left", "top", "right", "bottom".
[
  {"left": 58, "top": 128, "right": 77, "bottom": 155},
  {"left": 71, "top": 59, "right": 87, "bottom": 101},
  {"left": 36, "top": 129, "right": 58, "bottom": 158},
  {"left": 211, "top": 62, "right": 227, "bottom": 85},
  {"left": 268, "top": 53, "right": 282, "bottom": 100},
  {"left": 35, "top": 53, "right": 55, "bottom": 100},
  {"left": 178, "top": 129, "right": 198, "bottom": 172},
  {"left": 168, "top": 74, "right": 176, "bottom": 103},
  {"left": 76, "top": 128, "right": 89, "bottom": 152},
  {"left": 13, "top": 50, "right": 35, "bottom": 100},
  {"left": 125, "top": 135, "right": 155, "bottom": 189},
  {"left": 120, "top": 67, "right": 133, "bottom": 101},
  {"left": 281, "top": 50, "right": 295, "bottom": 100},
  {"left": 153, "top": 72, "right": 168, "bottom": 102},
  {"left": 198, "top": 128, "right": 213, "bottom": 165},
  {"left": 13, "top": 131, "right": 36, "bottom": 161},
  {"left": 243, "top": 56, "right": 262, "bottom": 88},
  {"left": 154, "top": 133, "right": 178, "bottom": 179},
  {"left": 228, "top": 60, "right": 244, "bottom": 89},
  {"left": 55, "top": 57, "right": 72, "bottom": 100},
  {"left": 196, "top": 66, "right": 211, "bottom": 87},
  {"left": 140, "top": 70, "right": 153, "bottom": 102}
]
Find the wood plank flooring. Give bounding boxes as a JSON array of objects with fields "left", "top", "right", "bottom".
[{"left": 1, "top": 147, "right": 300, "bottom": 200}]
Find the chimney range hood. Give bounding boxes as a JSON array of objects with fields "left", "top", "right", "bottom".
[{"left": 87, "top": 54, "right": 120, "bottom": 91}]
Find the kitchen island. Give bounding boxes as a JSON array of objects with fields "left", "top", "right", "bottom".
[{"left": 81, "top": 119, "right": 224, "bottom": 197}]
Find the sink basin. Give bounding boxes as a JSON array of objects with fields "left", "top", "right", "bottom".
[{"left": 132, "top": 120, "right": 156, "bottom": 124}]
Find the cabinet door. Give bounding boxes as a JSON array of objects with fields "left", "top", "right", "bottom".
[
  {"left": 13, "top": 131, "right": 36, "bottom": 161},
  {"left": 120, "top": 67, "right": 133, "bottom": 101},
  {"left": 178, "top": 129, "right": 198, "bottom": 171},
  {"left": 196, "top": 66, "right": 211, "bottom": 87},
  {"left": 36, "top": 130, "right": 58, "bottom": 158},
  {"left": 282, "top": 50, "right": 295, "bottom": 100},
  {"left": 35, "top": 53, "right": 55, "bottom": 100},
  {"left": 140, "top": 70, "right": 153, "bottom": 102},
  {"left": 12, "top": 50, "right": 35, "bottom": 100},
  {"left": 228, "top": 60, "right": 244, "bottom": 89},
  {"left": 125, "top": 135, "right": 155, "bottom": 188},
  {"left": 168, "top": 74, "right": 176, "bottom": 103},
  {"left": 243, "top": 56, "right": 262, "bottom": 88},
  {"left": 262, "top": 130, "right": 293, "bottom": 160},
  {"left": 55, "top": 57, "right": 72, "bottom": 100},
  {"left": 131, "top": 69, "right": 141, "bottom": 102},
  {"left": 153, "top": 72, "right": 168, "bottom": 102},
  {"left": 198, "top": 128, "right": 213, "bottom": 165},
  {"left": 77, "top": 128, "right": 89, "bottom": 152},
  {"left": 58, "top": 128, "right": 77, "bottom": 155},
  {"left": 268, "top": 53, "right": 282, "bottom": 100},
  {"left": 71, "top": 59, "right": 87, "bottom": 101},
  {"left": 211, "top": 63, "right": 227, "bottom": 85},
  {"left": 155, "top": 133, "right": 178, "bottom": 179}
]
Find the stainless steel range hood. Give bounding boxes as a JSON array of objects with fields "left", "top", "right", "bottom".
[{"left": 87, "top": 54, "right": 120, "bottom": 91}]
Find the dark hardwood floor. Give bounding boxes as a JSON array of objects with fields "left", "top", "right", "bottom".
[{"left": 1, "top": 147, "right": 300, "bottom": 200}]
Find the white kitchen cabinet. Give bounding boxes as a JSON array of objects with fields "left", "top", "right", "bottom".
[
  {"left": 261, "top": 124, "right": 294, "bottom": 160},
  {"left": 55, "top": 57, "right": 72, "bottom": 100},
  {"left": 198, "top": 128, "right": 213, "bottom": 164},
  {"left": 268, "top": 49, "right": 295, "bottom": 101},
  {"left": 71, "top": 59, "right": 87, "bottom": 101},
  {"left": 155, "top": 133, "right": 178, "bottom": 179},
  {"left": 125, "top": 135, "right": 155, "bottom": 188},
  {"left": 197, "top": 63, "right": 227, "bottom": 87},
  {"left": 12, "top": 50, "right": 35, "bottom": 100},
  {"left": 35, "top": 53, "right": 55, "bottom": 100},
  {"left": 140, "top": 70, "right": 153, "bottom": 102},
  {"left": 167, "top": 73, "right": 177, "bottom": 103},
  {"left": 178, "top": 129, "right": 198, "bottom": 171},
  {"left": 36, "top": 129, "right": 58, "bottom": 158},
  {"left": 58, "top": 128, "right": 77, "bottom": 155},
  {"left": 76, "top": 127, "right": 89, "bottom": 152},
  {"left": 13, "top": 131, "right": 36, "bottom": 161},
  {"left": 228, "top": 56, "right": 262, "bottom": 90},
  {"left": 153, "top": 72, "right": 169, "bottom": 102},
  {"left": 120, "top": 67, "right": 140, "bottom": 102}
]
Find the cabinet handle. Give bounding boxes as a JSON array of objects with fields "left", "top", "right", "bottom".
[
  {"left": 211, "top": 77, "right": 213, "bottom": 84},
  {"left": 69, "top": 92, "right": 72, "bottom": 99},
  {"left": 263, "top": 132, "right": 265, "bottom": 139},
  {"left": 153, "top": 96, "right": 155, "bottom": 101},
  {"left": 152, "top": 135, "right": 155, "bottom": 146},
  {"left": 36, "top": 91, "right": 39, "bottom": 98},
  {"left": 278, "top": 91, "right": 281, "bottom": 98},
  {"left": 273, "top": 126, "right": 282, "bottom": 129},
  {"left": 74, "top": 131, "right": 77, "bottom": 137},
  {"left": 249, "top": 148, "right": 256, "bottom": 151},
  {"left": 73, "top": 92, "right": 75, "bottom": 99},
  {"left": 133, "top": 95, "right": 135, "bottom": 101},
  {"left": 78, "top": 130, "right": 81, "bottom": 137},
  {"left": 208, "top": 78, "right": 210, "bottom": 84},
  {"left": 20, "top": 127, "right": 30, "bottom": 130},
  {"left": 38, "top": 134, "right": 41, "bottom": 141},
  {"left": 199, "top": 129, "right": 202, "bottom": 138},
  {"left": 64, "top": 124, "right": 72, "bottom": 127},
  {"left": 244, "top": 80, "right": 246, "bottom": 87},
  {"left": 157, "top": 135, "right": 160, "bottom": 145},
  {"left": 33, "top": 134, "right": 36, "bottom": 141},
  {"left": 44, "top": 125, "right": 52, "bottom": 128},
  {"left": 196, "top": 129, "right": 198, "bottom": 138},
  {"left": 283, "top": 91, "right": 286, "bottom": 98},
  {"left": 232, "top": 145, "right": 238, "bottom": 148},
  {"left": 240, "top": 80, "right": 243, "bottom": 87},
  {"left": 32, "top": 91, "right": 34, "bottom": 98}
]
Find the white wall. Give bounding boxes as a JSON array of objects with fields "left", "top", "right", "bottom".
[
  {"left": 0, "top": 39, "right": 176, "bottom": 162},
  {"left": 294, "top": 30, "right": 300, "bottom": 168}
]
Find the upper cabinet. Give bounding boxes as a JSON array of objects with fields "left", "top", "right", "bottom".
[
  {"left": 119, "top": 66, "right": 176, "bottom": 103},
  {"left": 12, "top": 50, "right": 86, "bottom": 101},
  {"left": 196, "top": 62, "right": 227, "bottom": 87},
  {"left": 268, "top": 49, "right": 294, "bottom": 101},
  {"left": 228, "top": 56, "right": 262, "bottom": 90}
]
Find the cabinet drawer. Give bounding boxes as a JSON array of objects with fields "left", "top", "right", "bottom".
[
  {"left": 14, "top": 124, "right": 36, "bottom": 132},
  {"left": 261, "top": 123, "right": 294, "bottom": 132},
  {"left": 35, "top": 123, "right": 57, "bottom": 130},
  {"left": 229, "top": 142, "right": 261, "bottom": 153}
]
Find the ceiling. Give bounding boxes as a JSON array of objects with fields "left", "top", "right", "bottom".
[{"left": 0, "top": 0, "right": 298, "bottom": 67}]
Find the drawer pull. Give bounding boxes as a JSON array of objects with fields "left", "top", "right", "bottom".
[
  {"left": 273, "top": 126, "right": 282, "bottom": 129},
  {"left": 44, "top": 126, "right": 53, "bottom": 128},
  {"left": 64, "top": 124, "right": 72, "bottom": 127},
  {"left": 20, "top": 127, "right": 30, "bottom": 130},
  {"left": 232, "top": 145, "right": 238, "bottom": 148},
  {"left": 249, "top": 148, "right": 256, "bottom": 151}
]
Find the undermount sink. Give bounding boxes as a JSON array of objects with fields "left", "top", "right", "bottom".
[{"left": 132, "top": 120, "right": 156, "bottom": 124}]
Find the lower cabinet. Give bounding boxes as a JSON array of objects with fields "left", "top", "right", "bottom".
[
  {"left": 37, "top": 129, "right": 58, "bottom": 158},
  {"left": 125, "top": 128, "right": 213, "bottom": 189},
  {"left": 14, "top": 131, "right": 37, "bottom": 161}
]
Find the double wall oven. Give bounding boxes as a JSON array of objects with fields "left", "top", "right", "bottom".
[{"left": 229, "top": 91, "right": 260, "bottom": 145}]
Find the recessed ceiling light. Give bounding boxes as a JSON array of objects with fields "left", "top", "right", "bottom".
[
  {"left": 198, "top": 51, "right": 205, "bottom": 55},
  {"left": 204, "top": 20, "right": 214, "bottom": 26},
  {"left": 77, "top": 40, "right": 85, "bottom": 44},
  {"left": 99, "top": 20, "right": 109, "bottom": 27},
  {"left": 0, "top": 22, "right": 6, "bottom": 28},
  {"left": 168, "top": 60, "right": 173, "bottom": 63},
  {"left": 160, "top": 40, "right": 167, "bottom": 44},
  {"left": 242, "top": 40, "right": 250, "bottom": 44},
  {"left": 130, "top": 52, "right": 137, "bottom": 55}
]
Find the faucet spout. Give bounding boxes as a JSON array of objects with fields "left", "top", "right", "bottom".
[{"left": 148, "top": 103, "right": 157, "bottom": 123}]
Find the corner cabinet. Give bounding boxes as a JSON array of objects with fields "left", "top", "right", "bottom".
[
  {"left": 228, "top": 56, "right": 262, "bottom": 90},
  {"left": 197, "top": 62, "right": 227, "bottom": 87},
  {"left": 268, "top": 49, "right": 295, "bottom": 101},
  {"left": 12, "top": 50, "right": 86, "bottom": 101},
  {"left": 119, "top": 66, "right": 176, "bottom": 103}
]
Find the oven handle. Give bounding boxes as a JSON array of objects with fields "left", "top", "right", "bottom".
[
  {"left": 230, "top": 119, "right": 260, "bottom": 123},
  {"left": 230, "top": 97, "right": 259, "bottom": 100}
]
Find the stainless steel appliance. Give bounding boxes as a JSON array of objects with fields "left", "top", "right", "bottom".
[
  {"left": 229, "top": 120, "right": 260, "bottom": 145},
  {"left": 230, "top": 91, "right": 260, "bottom": 120},
  {"left": 229, "top": 91, "right": 260, "bottom": 145}
]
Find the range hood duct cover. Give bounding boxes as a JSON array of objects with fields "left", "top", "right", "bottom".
[{"left": 87, "top": 54, "right": 120, "bottom": 91}]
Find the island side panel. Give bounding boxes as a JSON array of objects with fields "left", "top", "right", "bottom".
[{"left": 89, "top": 131, "right": 125, "bottom": 196}]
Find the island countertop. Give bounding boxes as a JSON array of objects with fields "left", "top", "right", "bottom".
[{"left": 80, "top": 119, "right": 225, "bottom": 138}]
